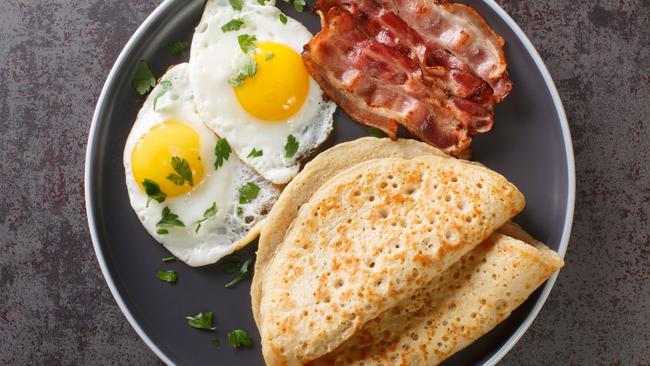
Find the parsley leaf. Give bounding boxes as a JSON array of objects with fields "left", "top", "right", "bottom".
[
  {"left": 367, "top": 127, "right": 387, "bottom": 138},
  {"left": 239, "top": 182, "right": 260, "bottom": 204},
  {"left": 214, "top": 138, "right": 232, "bottom": 169},
  {"left": 153, "top": 80, "right": 172, "bottom": 111},
  {"left": 156, "top": 270, "right": 178, "bottom": 284},
  {"left": 142, "top": 178, "right": 166, "bottom": 207},
  {"left": 257, "top": 0, "right": 266, "bottom": 4},
  {"left": 195, "top": 202, "right": 217, "bottom": 233},
  {"left": 166, "top": 156, "right": 194, "bottom": 187},
  {"left": 212, "top": 338, "right": 221, "bottom": 346},
  {"left": 166, "top": 41, "right": 188, "bottom": 55},
  {"left": 293, "top": 0, "right": 306, "bottom": 12},
  {"left": 227, "top": 329, "right": 253, "bottom": 348},
  {"left": 228, "top": 53, "right": 257, "bottom": 87},
  {"left": 221, "top": 18, "right": 245, "bottom": 32},
  {"left": 162, "top": 256, "right": 176, "bottom": 262},
  {"left": 221, "top": 255, "right": 241, "bottom": 273},
  {"left": 237, "top": 34, "right": 257, "bottom": 53},
  {"left": 247, "top": 147, "right": 263, "bottom": 158},
  {"left": 284, "top": 134, "right": 299, "bottom": 158},
  {"left": 279, "top": 13, "right": 287, "bottom": 24},
  {"left": 132, "top": 60, "right": 156, "bottom": 95},
  {"left": 225, "top": 257, "right": 252, "bottom": 288},
  {"left": 185, "top": 311, "right": 216, "bottom": 331},
  {"left": 264, "top": 51, "right": 274, "bottom": 61},
  {"left": 237, "top": 206, "right": 244, "bottom": 218},
  {"left": 229, "top": 0, "right": 243, "bottom": 10},
  {"left": 156, "top": 207, "right": 185, "bottom": 235}
]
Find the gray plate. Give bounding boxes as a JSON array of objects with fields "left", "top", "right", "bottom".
[{"left": 85, "top": 0, "right": 575, "bottom": 364}]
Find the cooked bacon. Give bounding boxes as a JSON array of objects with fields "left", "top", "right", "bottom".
[{"left": 304, "top": 0, "right": 511, "bottom": 155}]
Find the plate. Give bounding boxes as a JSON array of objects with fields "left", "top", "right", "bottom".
[{"left": 85, "top": 0, "right": 575, "bottom": 364}]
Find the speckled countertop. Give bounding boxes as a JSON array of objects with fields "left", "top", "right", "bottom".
[{"left": 1, "top": 0, "right": 649, "bottom": 364}]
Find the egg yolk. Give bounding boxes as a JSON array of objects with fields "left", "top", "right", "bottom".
[
  {"left": 234, "top": 41, "right": 309, "bottom": 121},
  {"left": 132, "top": 119, "right": 204, "bottom": 197}
]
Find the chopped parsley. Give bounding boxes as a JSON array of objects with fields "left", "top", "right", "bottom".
[
  {"left": 132, "top": 60, "right": 156, "bottom": 95},
  {"left": 185, "top": 311, "right": 216, "bottom": 331},
  {"left": 264, "top": 51, "right": 274, "bottom": 61},
  {"left": 257, "top": 0, "right": 266, "bottom": 4},
  {"left": 142, "top": 178, "right": 166, "bottom": 207},
  {"left": 284, "top": 134, "right": 299, "bottom": 158},
  {"left": 247, "top": 147, "right": 263, "bottom": 158},
  {"left": 225, "top": 257, "right": 252, "bottom": 288},
  {"left": 293, "top": 0, "right": 306, "bottom": 12},
  {"left": 153, "top": 80, "right": 172, "bottom": 111},
  {"left": 214, "top": 138, "right": 232, "bottom": 170},
  {"left": 237, "top": 34, "right": 257, "bottom": 54},
  {"left": 162, "top": 256, "right": 176, "bottom": 262},
  {"left": 227, "top": 329, "right": 253, "bottom": 348},
  {"left": 212, "top": 338, "right": 221, "bottom": 346},
  {"left": 195, "top": 202, "right": 217, "bottom": 233},
  {"left": 229, "top": 0, "right": 243, "bottom": 11},
  {"left": 166, "top": 156, "right": 194, "bottom": 187},
  {"left": 166, "top": 40, "right": 188, "bottom": 55},
  {"left": 367, "top": 127, "right": 387, "bottom": 138},
  {"left": 221, "top": 18, "right": 245, "bottom": 32},
  {"left": 221, "top": 254, "right": 242, "bottom": 273},
  {"left": 156, "top": 270, "right": 178, "bottom": 284},
  {"left": 156, "top": 207, "right": 185, "bottom": 235},
  {"left": 237, "top": 206, "right": 244, "bottom": 218},
  {"left": 239, "top": 182, "right": 260, "bottom": 204},
  {"left": 279, "top": 13, "right": 287, "bottom": 24},
  {"left": 228, "top": 53, "right": 257, "bottom": 87}
]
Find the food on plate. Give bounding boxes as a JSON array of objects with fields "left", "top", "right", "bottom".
[
  {"left": 189, "top": 0, "right": 336, "bottom": 184},
  {"left": 252, "top": 138, "right": 563, "bottom": 366},
  {"left": 256, "top": 148, "right": 525, "bottom": 365},
  {"left": 123, "top": 63, "right": 280, "bottom": 266},
  {"left": 310, "top": 224, "right": 563, "bottom": 365},
  {"left": 302, "top": 0, "right": 512, "bottom": 156}
]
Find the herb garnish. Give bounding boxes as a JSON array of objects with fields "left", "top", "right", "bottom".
[
  {"left": 156, "top": 207, "right": 185, "bottom": 235},
  {"left": 293, "top": 0, "right": 306, "bottom": 12},
  {"left": 221, "top": 255, "right": 242, "bottom": 273},
  {"left": 153, "top": 80, "right": 172, "bottom": 111},
  {"left": 239, "top": 182, "right": 260, "bottom": 204},
  {"left": 279, "top": 13, "right": 287, "bottom": 24},
  {"left": 367, "top": 127, "right": 387, "bottom": 138},
  {"left": 162, "top": 256, "right": 176, "bottom": 262},
  {"left": 247, "top": 147, "right": 263, "bottom": 158},
  {"left": 257, "top": 0, "right": 266, "bottom": 4},
  {"left": 237, "top": 206, "right": 244, "bottom": 218},
  {"left": 212, "top": 338, "right": 221, "bottom": 346},
  {"left": 132, "top": 60, "right": 156, "bottom": 95},
  {"left": 284, "top": 134, "right": 299, "bottom": 158},
  {"left": 166, "top": 41, "right": 188, "bottom": 55},
  {"left": 166, "top": 156, "right": 194, "bottom": 187},
  {"left": 221, "top": 18, "right": 245, "bottom": 32},
  {"left": 228, "top": 53, "right": 257, "bottom": 87},
  {"left": 185, "top": 311, "right": 216, "bottom": 331},
  {"left": 227, "top": 329, "right": 253, "bottom": 348},
  {"left": 142, "top": 178, "right": 166, "bottom": 207},
  {"left": 229, "top": 0, "right": 243, "bottom": 11},
  {"left": 214, "top": 138, "right": 232, "bottom": 169},
  {"left": 156, "top": 270, "right": 178, "bottom": 284},
  {"left": 195, "top": 202, "right": 217, "bottom": 233},
  {"left": 264, "top": 51, "right": 274, "bottom": 61},
  {"left": 237, "top": 34, "right": 257, "bottom": 54},
  {"left": 225, "top": 257, "right": 252, "bottom": 288}
]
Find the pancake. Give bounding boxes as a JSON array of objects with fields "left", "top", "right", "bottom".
[
  {"left": 257, "top": 149, "right": 525, "bottom": 365},
  {"left": 309, "top": 224, "right": 564, "bottom": 365},
  {"left": 252, "top": 137, "right": 448, "bottom": 327}
]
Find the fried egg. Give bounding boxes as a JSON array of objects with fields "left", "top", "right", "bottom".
[
  {"left": 189, "top": 0, "right": 336, "bottom": 184},
  {"left": 123, "top": 63, "right": 280, "bottom": 266}
]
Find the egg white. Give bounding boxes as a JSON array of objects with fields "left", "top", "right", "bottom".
[
  {"left": 123, "top": 63, "right": 280, "bottom": 266},
  {"left": 189, "top": 0, "right": 336, "bottom": 184}
]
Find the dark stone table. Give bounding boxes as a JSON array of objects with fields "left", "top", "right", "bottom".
[{"left": 1, "top": 0, "right": 648, "bottom": 364}]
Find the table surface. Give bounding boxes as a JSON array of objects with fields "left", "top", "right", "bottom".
[{"left": 1, "top": 0, "right": 649, "bottom": 364}]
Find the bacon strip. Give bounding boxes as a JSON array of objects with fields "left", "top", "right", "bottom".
[{"left": 304, "top": 0, "right": 511, "bottom": 155}]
